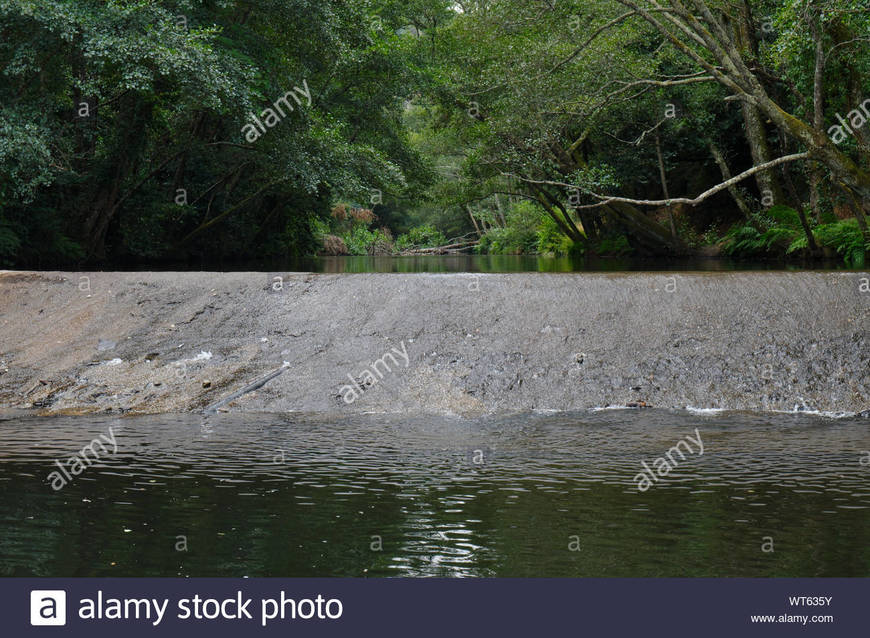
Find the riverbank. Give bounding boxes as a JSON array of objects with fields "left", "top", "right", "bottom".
[{"left": 0, "top": 270, "right": 867, "bottom": 416}]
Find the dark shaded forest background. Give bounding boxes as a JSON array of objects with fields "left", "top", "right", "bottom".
[{"left": 1, "top": 0, "right": 868, "bottom": 269}]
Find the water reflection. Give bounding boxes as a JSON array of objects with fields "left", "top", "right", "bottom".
[
  {"left": 165, "top": 254, "right": 856, "bottom": 273},
  {"left": 0, "top": 410, "right": 868, "bottom": 577}
]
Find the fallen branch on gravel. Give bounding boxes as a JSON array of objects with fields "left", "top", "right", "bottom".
[{"left": 203, "top": 362, "right": 290, "bottom": 414}]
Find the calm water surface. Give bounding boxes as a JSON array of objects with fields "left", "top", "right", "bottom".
[
  {"left": 143, "top": 254, "right": 858, "bottom": 273},
  {"left": 1, "top": 410, "right": 868, "bottom": 577}
]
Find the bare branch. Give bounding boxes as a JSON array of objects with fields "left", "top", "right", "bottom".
[
  {"left": 613, "top": 72, "right": 713, "bottom": 88},
  {"left": 604, "top": 116, "right": 668, "bottom": 146},
  {"left": 547, "top": 7, "right": 691, "bottom": 77},
  {"left": 826, "top": 37, "right": 870, "bottom": 62},
  {"left": 503, "top": 152, "right": 810, "bottom": 209},
  {"left": 549, "top": 10, "right": 639, "bottom": 75},
  {"left": 615, "top": 1, "right": 749, "bottom": 99}
]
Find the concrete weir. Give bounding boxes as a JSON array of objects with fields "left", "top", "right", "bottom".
[{"left": 0, "top": 270, "right": 867, "bottom": 416}]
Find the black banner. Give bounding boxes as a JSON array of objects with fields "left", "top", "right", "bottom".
[{"left": 8, "top": 578, "right": 867, "bottom": 636}]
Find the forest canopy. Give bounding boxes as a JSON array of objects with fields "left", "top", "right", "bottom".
[{"left": 1, "top": 0, "right": 868, "bottom": 267}]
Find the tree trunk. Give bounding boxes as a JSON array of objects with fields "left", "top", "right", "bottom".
[
  {"left": 531, "top": 185, "right": 585, "bottom": 243},
  {"left": 466, "top": 205, "right": 482, "bottom": 237},
  {"left": 831, "top": 20, "right": 870, "bottom": 162},
  {"left": 708, "top": 141, "right": 752, "bottom": 218},
  {"left": 621, "top": 1, "right": 870, "bottom": 221},
  {"left": 757, "top": 93, "right": 870, "bottom": 217},
  {"left": 82, "top": 169, "right": 126, "bottom": 258},
  {"left": 775, "top": 131, "right": 818, "bottom": 252},
  {"left": 494, "top": 192, "right": 507, "bottom": 227},
  {"left": 578, "top": 209, "right": 598, "bottom": 241},
  {"left": 531, "top": 190, "right": 579, "bottom": 242},
  {"left": 605, "top": 201, "right": 689, "bottom": 256},
  {"left": 845, "top": 190, "right": 870, "bottom": 242},
  {"left": 741, "top": 103, "right": 784, "bottom": 204},
  {"left": 849, "top": 82, "right": 870, "bottom": 162},
  {"left": 808, "top": 14, "right": 825, "bottom": 223},
  {"left": 732, "top": 4, "right": 785, "bottom": 205},
  {"left": 79, "top": 97, "right": 152, "bottom": 259},
  {"left": 655, "top": 131, "right": 677, "bottom": 238}
]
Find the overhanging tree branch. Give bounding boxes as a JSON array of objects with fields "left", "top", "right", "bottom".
[{"left": 504, "top": 152, "right": 810, "bottom": 209}]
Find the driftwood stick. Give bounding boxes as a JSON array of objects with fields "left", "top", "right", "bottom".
[
  {"left": 402, "top": 241, "right": 479, "bottom": 255},
  {"left": 203, "top": 362, "right": 290, "bottom": 413}
]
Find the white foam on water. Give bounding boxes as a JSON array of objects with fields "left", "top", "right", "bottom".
[
  {"left": 771, "top": 408, "right": 857, "bottom": 419},
  {"left": 585, "top": 405, "right": 862, "bottom": 419},
  {"left": 685, "top": 406, "right": 726, "bottom": 415}
]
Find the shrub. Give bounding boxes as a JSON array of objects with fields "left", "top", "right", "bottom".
[
  {"left": 330, "top": 204, "right": 377, "bottom": 229},
  {"left": 722, "top": 206, "right": 868, "bottom": 266},
  {"left": 722, "top": 207, "right": 803, "bottom": 257},
  {"left": 536, "top": 214, "right": 577, "bottom": 255},
  {"left": 596, "top": 233, "right": 631, "bottom": 255},
  {"left": 395, "top": 224, "right": 446, "bottom": 251},
  {"left": 476, "top": 200, "right": 560, "bottom": 254},
  {"left": 789, "top": 218, "right": 867, "bottom": 267},
  {"left": 320, "top": 235, "right": 348, "bottom": 255},
  {"left": 474, "top": 225, "right": 532, "bottom": 254},
  {"left": 343, "top": 225, "right": 393, "bottom": 255},
  {"left": 310, "top": 217, "right": 331, "bottom": 241}
]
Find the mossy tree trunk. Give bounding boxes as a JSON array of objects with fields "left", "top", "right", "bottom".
[{"left": 620, "top": 0, "right": 870, "bottom": 236}]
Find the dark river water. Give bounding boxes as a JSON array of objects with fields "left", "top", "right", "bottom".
[
  {"left": 146, "top": 254, "right": 857, "bottom": 273},
  {"left": 1, "top": 410, "right": 868, "bottom": 577}
]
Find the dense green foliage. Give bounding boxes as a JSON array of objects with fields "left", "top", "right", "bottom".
[
  {"left": 1, "top": 1, "right": 868, "bottom": 267},
  {"left": 0, "top": 0, "right": 447, "bottom": 266},
  {"left": 723, "top": 207, "right": 869, "bottom": 266},
  {"left": 406, "top": 0, "right": 870, "bottom": 265},
  {"left": 394, "top": 224, "right": 447, "bottom": 252}
]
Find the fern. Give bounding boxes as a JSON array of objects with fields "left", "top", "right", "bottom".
[
  {"left": 722, "top": 224, "right": 766, "bottom": 256},
  {"left": 764, "top": 205, "right": 803, "bottom": 230},
  {"left": 761, "top": 226, "right": 799, "bottom": 250},
  {"left": 720, "top": 207, "right": 870, "bottom": 266},
  {"left": 786, "top": 236, "right": 808, "bottom": 254},
  {"left": 813, "top": 219, "right": 867, "bottom": 267}
]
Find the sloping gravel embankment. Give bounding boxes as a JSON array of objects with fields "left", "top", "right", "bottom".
[{"left": 0, "top": 270, "right": 867, "bottom": 416}]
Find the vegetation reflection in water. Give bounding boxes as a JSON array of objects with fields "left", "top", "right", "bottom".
[
  {"left": 221, "top": 254, "right": 856, "bottom": 274},
  {"left": 0, "top": 410, "right": 868, "bottom": 578}
]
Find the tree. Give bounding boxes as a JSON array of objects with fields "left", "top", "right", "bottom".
[
  {"left": 411, "top": 0, "right": 868, "bottom": 256},
  {"left": 0, "top": 0, "right": 439, "bottom": 266},
  {"left": 612, "top": 0, "right": 870, "bottom": 239}
]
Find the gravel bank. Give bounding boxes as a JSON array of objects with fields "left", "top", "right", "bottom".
[{"left": 0, "top": 270, "right": 867, "bottom": 416}]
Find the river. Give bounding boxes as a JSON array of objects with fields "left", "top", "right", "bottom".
[
  {"left": 150, "top": 254, "right": 860, "bottom": 273},
  {"left": 1, "top": 409, "right": 867, "bottom": 577}
]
